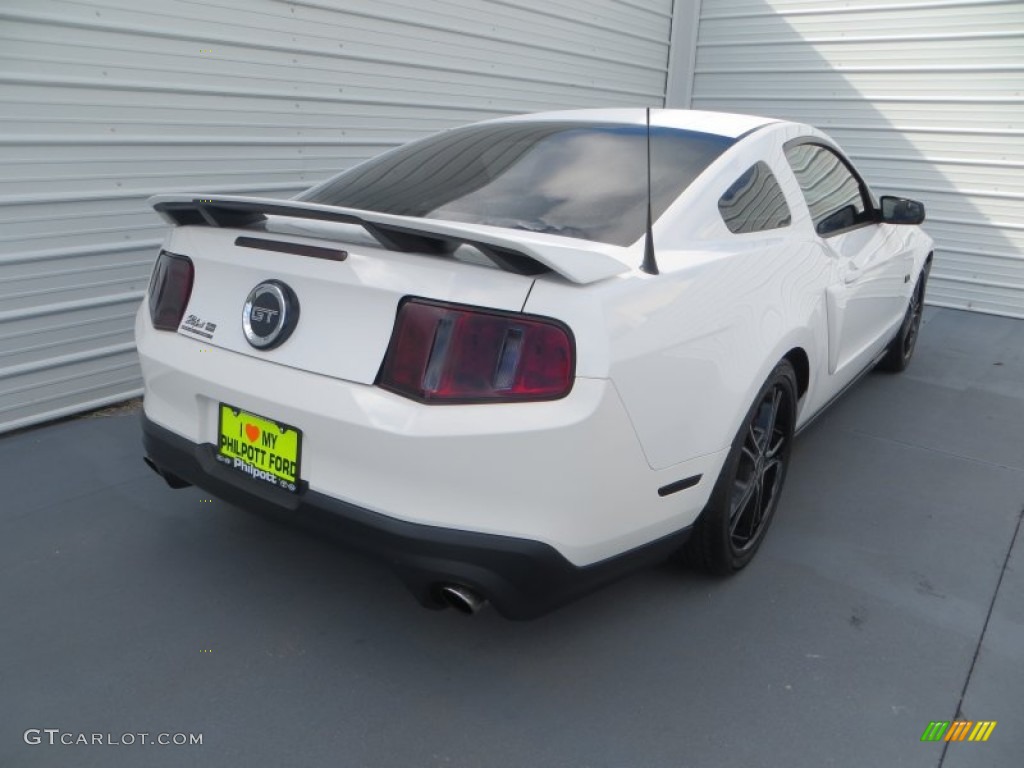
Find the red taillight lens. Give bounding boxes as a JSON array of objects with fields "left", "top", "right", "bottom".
[
  {"left": 378, "top": 299, "right": 574, "bottom": 403},
  {"left": 148, "top": 250, "right": 194, "bottom": 331}
]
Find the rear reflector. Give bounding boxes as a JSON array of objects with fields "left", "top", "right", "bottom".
[
  {"left": 148, "top": 250, "right": 194, "bottom": 331},
  {"left": 378, "top": 299, "right": 574, "bottom": 403}
]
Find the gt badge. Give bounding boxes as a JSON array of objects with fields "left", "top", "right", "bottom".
[{"left": 242, "top": 280, "right": 299, "bottom": 350}]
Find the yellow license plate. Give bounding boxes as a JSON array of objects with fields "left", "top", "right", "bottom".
[{"left": 217, "top": 404, "right": 302, "bottom": 492}]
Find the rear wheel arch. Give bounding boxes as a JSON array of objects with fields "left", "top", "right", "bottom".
[
  {"left": 718, "top": 338, "right": 815, "bottom": 460},
  {"left": 782, "top": 347, "right": 810, "bottom": 400}
]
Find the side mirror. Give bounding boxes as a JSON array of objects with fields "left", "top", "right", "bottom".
[{"left": 880, "top": 196, "right": 925, "bottom": 225}]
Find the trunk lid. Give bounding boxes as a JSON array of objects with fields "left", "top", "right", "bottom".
[{"left": 165, "top": 222, "right": 536, "bottom": 385}]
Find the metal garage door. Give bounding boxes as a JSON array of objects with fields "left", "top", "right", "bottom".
[
  {"left": 0, "top": 0, "right": 674, "bottom": 433},
  {"left": 686, "top": 0, "right": 1024, "bottom": 318}
]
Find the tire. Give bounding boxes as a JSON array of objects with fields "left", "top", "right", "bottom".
[
  {"left": 683, "top": 359, "right": 798, "bottom": 575},
  {"left": 877, "top": 261, "right": 930, "bottom": 373}
]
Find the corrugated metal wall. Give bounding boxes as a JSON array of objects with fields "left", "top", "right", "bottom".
[
  {"left": 0, "top": 0, "right": 674, "bottom": 433},
  {"left": 688, "top": 0, "right": 1024, "bottom": 318}
]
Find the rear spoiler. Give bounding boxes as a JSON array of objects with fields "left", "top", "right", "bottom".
[{"left": 148, "top": 194, "right": 632, "bottom": 285}]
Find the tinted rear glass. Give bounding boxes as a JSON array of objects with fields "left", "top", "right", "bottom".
[{"left": 298, "top": 121, "right": 734, "bottom": 246}]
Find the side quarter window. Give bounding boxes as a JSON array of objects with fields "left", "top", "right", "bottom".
[
  {"left": 784, "top": 143, "right": 871, "bottom": 237},
  {"left": 717, "top": 161, "right": 792, "bottom": 234}
]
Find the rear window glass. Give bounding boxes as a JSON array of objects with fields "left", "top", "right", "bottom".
[
  {"left": 718, "top": 162, "right": 792, "bottom": 234},
  {"left": 298, "top": 121, "right": 734, "bottom": 246}
]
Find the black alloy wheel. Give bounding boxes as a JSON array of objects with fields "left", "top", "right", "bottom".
[
  {"left": 683, "top": 359, "right": 798, "bottom": 574},
  {"left": 901, "top": 276, "right": 925, "bottom": 361},
  {"left": 729, "top": 381, "right": 793, "bottom": 553}
]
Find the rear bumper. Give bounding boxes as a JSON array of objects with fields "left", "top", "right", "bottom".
[
  {"left": 136, "top": 305, "right": 723, "bottom": 566},
  {"left": 142, "top": 414, "right": 691, "bottom": 619}
]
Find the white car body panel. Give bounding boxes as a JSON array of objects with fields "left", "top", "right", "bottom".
[
  {"left": 137, "top": 108, "right": 934, "bottom": 579},
  {"left": 824, "top": 223, "right": 918, "bottom": 377}
]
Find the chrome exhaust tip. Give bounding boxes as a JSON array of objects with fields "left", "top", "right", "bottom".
[{"left": 438, "top": 584, "right": 488, "bottom": 615}]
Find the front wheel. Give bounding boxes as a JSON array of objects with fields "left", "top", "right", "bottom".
[
  {"left": 878, "top": 262, "right": 930, "bottom": 373},
  {"left": 683, "top": 360, "right": 798, "bottom": 575}
]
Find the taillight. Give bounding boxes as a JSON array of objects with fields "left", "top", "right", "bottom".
[
  {"left": 378, "top": 299, "right": 574, "bottom": 403},
  {"left": 148, "top": 250, "right": 194, "bottom": 331}
]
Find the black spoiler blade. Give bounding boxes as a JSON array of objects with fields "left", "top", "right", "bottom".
[{"left": 148, "top": 194, "right": 631, "bottom": 284}]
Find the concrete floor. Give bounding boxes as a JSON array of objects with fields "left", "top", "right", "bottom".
[{"left": 1, "top": 307, "right": 1022, "bottom": 768}]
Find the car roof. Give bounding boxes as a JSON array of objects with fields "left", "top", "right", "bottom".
[{"left": 481, "top": 108, "right": 784, "bottom": 140}]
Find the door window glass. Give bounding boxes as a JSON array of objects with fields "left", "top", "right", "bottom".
[{"left": 784, "top": 143, "right": 869, "bottom": 236}]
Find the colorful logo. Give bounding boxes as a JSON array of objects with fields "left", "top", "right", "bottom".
[{"left": 921, "top": 721, "right": 997, "bottom": 742}]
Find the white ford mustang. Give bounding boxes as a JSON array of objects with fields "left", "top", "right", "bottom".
[{"left": 138, "top": 109, "right": 932, "bottom": 618}]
